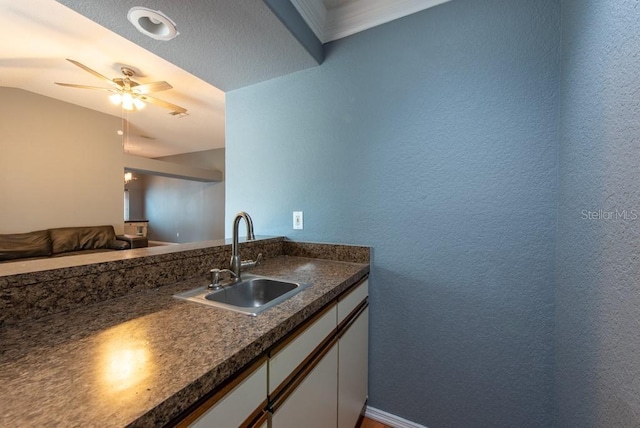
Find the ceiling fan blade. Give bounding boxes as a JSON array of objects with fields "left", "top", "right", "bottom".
[
  {"left": 54, "top": 82, "right": 115, "bottom": 92},
  {"left": 140, "top": 94, "right": 187, "bottom": 114},
  {"left": 65, "top": 59, "right": 121, "bottom": 88},
  {"left": 134, "top": 81, "right": 173, "bottom": 94}
]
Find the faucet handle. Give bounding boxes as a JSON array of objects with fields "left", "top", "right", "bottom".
[{"left": 241, "top": 253, "right": 262, "bottom": 270}]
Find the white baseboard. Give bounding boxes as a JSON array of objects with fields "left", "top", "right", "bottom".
[{"left": 365, "top": 406, "right": 427, "bottom": 428}]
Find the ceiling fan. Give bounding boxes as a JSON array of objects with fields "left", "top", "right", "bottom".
[{"left": 55, "top": 58, "right": 187, "bottom": 114}]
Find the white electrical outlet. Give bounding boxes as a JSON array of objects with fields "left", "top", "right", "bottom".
[{"left": 293, "top": 211, "right": 303, "bottom": 230}]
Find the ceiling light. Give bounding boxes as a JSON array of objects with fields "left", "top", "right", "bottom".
[
  {"left": 127, "top": 7, "right": 179, "bottom": 41},
  {"left": 110, "top": 92, "right": 145, "bottom": 111},
  {"left": 109, "top": 93, "right": 122, "bottom": 105},
  {"left": 122, "top": 93, "right": 134, "bottom": 110},
  {"left": 132, "top": 98, "right": 145, "bottom": 110}
]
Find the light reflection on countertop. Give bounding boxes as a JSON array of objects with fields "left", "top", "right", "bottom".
[{"left": 98, "top": 323, "right": 153, "bottom": 398}]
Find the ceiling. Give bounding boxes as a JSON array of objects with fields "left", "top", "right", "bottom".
[
  {"left": 56, "top": 0, "right": 322, "bottom": 92},
  {"left": 0, "top": 0, "right": 225, "bottom": 158},
  {"left": 1, "top": 0, "right": 451, "bottom": 158}
]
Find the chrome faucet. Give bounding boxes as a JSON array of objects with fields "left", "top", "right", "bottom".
[{"left": 229, "top": 211, "right": 261, "bottom": 281}]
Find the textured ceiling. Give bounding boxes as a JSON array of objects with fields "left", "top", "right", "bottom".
[
  {"left": 56, "top": 0, "right": 322, "bottom": 92},
  {"left": 0, "top": 0, "right": 226, "bottom": 157}
]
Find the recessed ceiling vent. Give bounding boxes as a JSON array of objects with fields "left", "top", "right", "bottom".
[
  {"left": 127, "top": 7, "right": 179, "bottom": 41},
  {"left": 168, "top": 111, "right": 189, "bottom": 118}
]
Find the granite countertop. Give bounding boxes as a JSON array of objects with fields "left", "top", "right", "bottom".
[{"left": 0, "top": 255, "right": 369, "bottom": 427}]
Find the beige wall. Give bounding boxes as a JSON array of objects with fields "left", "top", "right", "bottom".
[{"left": 0, "top": 88, "right": 124, "bottom": 234}]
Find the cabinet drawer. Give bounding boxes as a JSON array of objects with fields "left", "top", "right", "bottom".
[
  {"left": 337, "top": 279, "right": 368, "bottom": 325},
  {"left": 271, "top": 343, "right": 338, "bottom": 428},
  {"left": 269, "top": 305, "right": 337, "bottom": 395},
  {"left": 189, "top": 360, "right": 267, "bottom": 428}
]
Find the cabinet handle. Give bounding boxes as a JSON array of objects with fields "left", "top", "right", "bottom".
[
  {"left": 172, "top": 356, "right": 267, "bottom": 427},
  {"left": 269, "top": 336, "right": 338, "bottom": 412},
  {"left": 338, "top": 299, "right": 368, "bottom": 337}
]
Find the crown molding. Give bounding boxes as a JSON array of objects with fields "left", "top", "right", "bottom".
[
  {"left": 326, "top": 0, "right": 451, "bottom": 41},
  {"left": 289, "top": 0, "right": 328, "bottom": 42},
  {"left": 293, "top": 0, "right": 452, "bottom": 44}
]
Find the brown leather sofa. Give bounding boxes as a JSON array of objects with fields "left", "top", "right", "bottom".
[{"left": 0, "top": 225, "right": 133, "bottom": 262}]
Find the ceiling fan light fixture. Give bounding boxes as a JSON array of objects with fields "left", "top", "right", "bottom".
[
  {"left": 110, "top": 92, "right": 145, "bottom": 110},
  {"left": 121, "top": 92, "right": 134, "bottom": 110},
  {"left": 109, "top": 93, "right": 122, "bottom": 105},
  {"left": 127, "top": 7, "right": 179, "bottom": 41},
  {"left": 57, "top": 59, "right": 186, "bottom": 114},
  {"left": 132, "top": 97, "right": 145, "bottom": 110}
]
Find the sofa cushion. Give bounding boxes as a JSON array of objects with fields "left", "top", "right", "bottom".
[
  {"left": 49, "top": 225, "right": 117, "bottom": 254},
  {"left": 0, "top": 230, "right": 52, "bottom": 261}
]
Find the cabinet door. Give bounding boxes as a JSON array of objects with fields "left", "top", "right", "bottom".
[
  {"left": 338, "top": 306, "right": 369, "bottom": 428},
  {"left": 269, "top": 305, "right": 337, "bottom": 395},
  {"left": 189, "top": 361, "right": 267, "bottom": 428},
  {"left": 337, "top": 279, "right": 368, "bottom": 325},
  {"left": 271, "top": 344, "right": 338, "bottom": 428}
]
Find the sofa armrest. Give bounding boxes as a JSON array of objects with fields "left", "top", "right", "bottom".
[
  {"left": 116, "top": 235, "right": 148, "bottom": 249},
  {"left": 108, "top": 239, "right": 131, "bottom": 250}
]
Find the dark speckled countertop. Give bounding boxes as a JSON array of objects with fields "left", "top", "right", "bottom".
[{"left": 0, "top": 255, "right": 369, "bottom": 427}]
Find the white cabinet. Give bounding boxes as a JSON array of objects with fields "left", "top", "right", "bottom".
[
  {"left": 337, "top": 280, "right": 368, "bottom": 325},
  {"left": 253, "top": 411, "right": 269, "bottom": 428},
  {"left": 184, "top": 359, "right": 267, "bottom": 428},
  {"left": 269, "top": 278, "right": 369, "bottom": 428},
  {"left": 270, "top": 343, "right": 338, "bottom": 428},
  {"left": 337, "top": 280, "right": 369, "bottom": 428},
  {"left": 269, "top": 305, "right": 337, "bottom": 396},
  {"left": 338, "top": 306, "right": 369, "bottom": 428}
]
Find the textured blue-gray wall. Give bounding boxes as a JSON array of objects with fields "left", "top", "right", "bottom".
[
  {"left": 555, "top": 0, "right": 640, "bottom": 426},
  {"left": 226, "top": 1, "right": 560, "bottom": 426}
]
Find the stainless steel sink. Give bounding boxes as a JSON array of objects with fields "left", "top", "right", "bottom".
[{"left": 174, "top": 274, "right": 311, "bottom": 316}]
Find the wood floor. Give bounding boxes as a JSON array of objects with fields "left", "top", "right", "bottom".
[{"left": 357, "top": 416, "right": 392, "bottom": 428}]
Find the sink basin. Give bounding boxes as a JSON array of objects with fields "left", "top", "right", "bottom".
[{"left": 174, "top": 274, "right": 311, "bottom": 316}]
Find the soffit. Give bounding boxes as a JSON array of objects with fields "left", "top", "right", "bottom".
[{"left": 56, "top": 0, "right": 321, "bottom": 92}]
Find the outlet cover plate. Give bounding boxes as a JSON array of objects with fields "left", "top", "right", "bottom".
[{"left": 293, "top": 211, "right": 303, "bottom": 230}]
